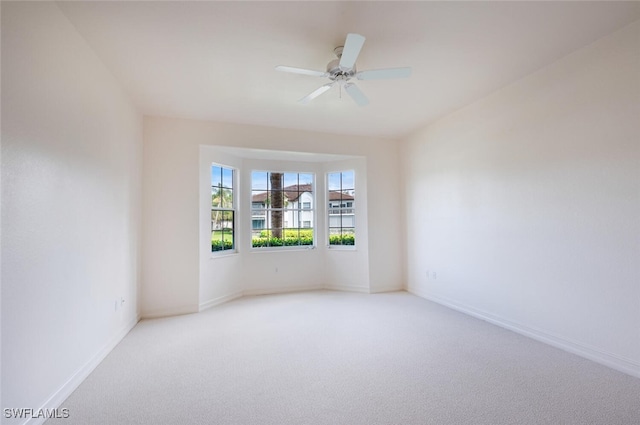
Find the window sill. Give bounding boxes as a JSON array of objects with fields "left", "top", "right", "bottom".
[
  {"left": 251, "top": 246, "right": 316, "bottom": 253},
  {"left": 327, "top": 245, "right": 357, "bottom": 251},
  {"left": 210, "top": 250, "right": 238, "bottom": 259}
]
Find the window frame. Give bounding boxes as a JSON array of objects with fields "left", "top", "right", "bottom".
[
  {"left": 250, "top": 170, "right": 316, "bottom": 251},
  {"left": 327, "top": 170, "right": 356, "bottom": 250},
  {"left": 210, "top": 163, "right": 237, "bottom": 255}
]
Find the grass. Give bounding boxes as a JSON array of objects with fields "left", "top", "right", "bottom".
[
  {"left": 211, "top": 229, "right": 234, "bottom": 252},
  {"left": 211, "top": 229, "right": 233, "bottom": 242}
]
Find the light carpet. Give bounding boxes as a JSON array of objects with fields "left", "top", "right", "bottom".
[{"left": 48, "top": 291, "right": 640, "bottom": 424}]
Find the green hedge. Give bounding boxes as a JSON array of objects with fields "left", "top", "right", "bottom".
[
  {"left": 214, "top": 232, "right": 353, "bottom": 249},
  {"left": 252, "top": 236, "right": 313, "bottom": 247},
  {"left": 211, "top": 240, "right": 233, "bottom": 251},
  {"left": 258, "top": 229, "right": 313, "bottom": 238},
  {"left": 329, "top": 234, "right": 355, "bottom": 245}
]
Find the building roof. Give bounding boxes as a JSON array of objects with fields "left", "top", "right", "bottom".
[
  {"left": 251, "top": 184, "right": 354, "bottom": 203},
  {"left": 329, "top": 191, "right": 355, "bottom": 201}
]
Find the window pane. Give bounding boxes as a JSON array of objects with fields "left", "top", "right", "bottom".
[
  {"left": 328, "top": 172, "right": 341, "bottom": 191},
  {"left": 284, "top": 214, "right": 296, "bottom": 228},
  {"left": 222, "top": 167, "right": 233, "bottom": 189},
  {"left": 341, "top": 212, "right": 355, "bottom": 227},
  {"left": 211, "top": 191, "right": 221, "bottom": 208},
  {"left": 270, "top": 172, "right": 284, "bottom": 190},
  {"left": 221, "top": 220, "right": 234, "bottom": 245},
  {"left": 251, "top": 171, "right": 314, "bottom": 249},
  {"left": 211, "top": 211, "right": 234, "bottom": 251},
  {"left": 251, "top": 229, "right": 270, "bottom": 248},
  {"left": 222, "top": 188, "right": 233, "bottom": 208},
  {"left": 211, "top": 165, "right": 235, "bottom": 253},
  {"left": 212, "top": 165, "right": 234, "bottom": 209},
  {"left": 341, "top": 170, "right": 355, "bottom": 191},
  {"left": 270, "top": 190, "right": 285, "bottom": 208},
  {"left": 299, "top": 173, "right": 313, "bottom": 186},
  {"left": 283, "top": 172, "right": 298, "bottom": 188},
  {"left": 302, "top": 210, "right": 314, "bottom": 223},
  {"left": 211, "top": 166, "right": 222, "bottom": 187},
  {"left": 329, "top": 227, "right": 343, "bottom": 245},
  {"left": 328, "top": 190, "right": 343, "bottom": 202},
  {"left": 327, "top": 171, "right": 355, "bottom": 247},
  {"left": 329, "top": 228, "right": 355, "bottom": 246},
  {"left": 251, "top": 171, "right": 269, "bottom": 191},
  {"left": 211, "top": 211, "right": 225, "bottom": 229},
  {"left": 252, "top": 191, "right": 268, "bottom": 206},
  {"left": 341, "top": 228, "right": 355, "bottom": 245}
]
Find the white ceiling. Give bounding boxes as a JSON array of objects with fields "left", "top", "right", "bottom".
[{"left": 57, "top": 1, "right": 640, "bottom": 139}]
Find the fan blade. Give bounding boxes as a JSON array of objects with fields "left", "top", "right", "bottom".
[
  {"left": 275, "top": 65, "right": 328, "bottom": 78},
  {"left": 343, "top": 82, "right": 369, "bottom": 106},
  {"left": 339, "top": 33, "right": 365, "bottom": 70},
  {"left": 356, "top": 67, "right": 412, "bottom": 80},
  {"left": 299, "top": 82, "right": 335, "bottom": 104}
]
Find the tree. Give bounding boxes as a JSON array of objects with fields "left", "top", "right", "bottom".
[
  {"left": 212, "top": 184, "right": 233, "bottom": 229},
  {"left": 270, "top": 173, "right": 284, "bottom": 238}
]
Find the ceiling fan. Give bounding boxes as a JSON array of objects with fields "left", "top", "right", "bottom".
[{"left": 276, "top": 33, "right": 411, "bottom": 106}]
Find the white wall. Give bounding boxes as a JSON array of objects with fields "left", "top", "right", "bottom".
[
  {"left": 323, "top": 158, "right": 371, "bottom": 293},
  {"left": 1, "top": 2, "right": 142, "bottom": 422},
  {"left": 402, "top": 21, "right": 640, "bottom": 377},
  {"left": 143, "top": 117, "right": 403, "bottom": 317},
  {"left": 198, "top": 148, "right": 245, "bottom": 309},
  {"left": 0, "top": 1, "right": 4, "bottom": 412}
]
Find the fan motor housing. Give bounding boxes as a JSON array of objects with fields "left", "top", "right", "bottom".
[{"left": 327, "top": 46, "right": 356, "bottom": 80}]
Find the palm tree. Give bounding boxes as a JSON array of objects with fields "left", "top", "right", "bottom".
[
  {"left": 270, "top": 173, "right": 284, "bottom": 238},
  {"left": 212, "top": 184, "right": 233, "bottom": 229}
]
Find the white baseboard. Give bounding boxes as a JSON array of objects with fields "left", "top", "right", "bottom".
[
  {"left": 202, "top": 285, "right": 382, "bottom": 308},
  {"left": 154, "top": 285, "right": 402, "bottom": 318},
  {"left": 199, "top": 291, "right": 243, "bottom": 311},
  {"left": 242, "top": 285, "right": 324, "bottom": 297},
  {"left": 24, "top": 315, "right": 140, "bottom": 425},
  {"left": 141, "top": 304, "right": 199, "bottom": 319},
  {"left": 407, "top": 286, "right": 640, "bottom": 379},
  {"left": 370, "top": 284, "right": 404, "bottom": 294},
  {"left": 324, "top": 284, "right": 370, "bottom": 293},
  {"left": 150, "top": 287, "right": 326, "bottom": 318}
]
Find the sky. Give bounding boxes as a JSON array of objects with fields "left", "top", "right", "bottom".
[
  {"left": 212, "top": 166, "right": 355, "bottom": 193},
  {"left": 211, "top": 165, "right": 233, "bottom": 188}
]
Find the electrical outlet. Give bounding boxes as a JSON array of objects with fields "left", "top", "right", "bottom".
[
  {"left": 432, "top": 272, "right": 437, "bottom": 280},
  {"left": 426, "top": 269, "right": 430, "bottom": 279},
  {"left": 275, "top": 267, "right": 278, "bottom": 273}
]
